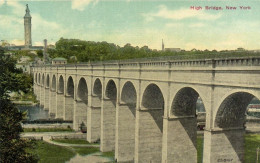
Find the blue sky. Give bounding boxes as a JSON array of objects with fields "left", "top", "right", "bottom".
[{"left": 0, "top": 0, "right": 260, "bottom": 50}]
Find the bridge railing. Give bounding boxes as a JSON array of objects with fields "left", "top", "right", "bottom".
[{"left": 32, "top": 55, "right": 260, "bottom": 68}]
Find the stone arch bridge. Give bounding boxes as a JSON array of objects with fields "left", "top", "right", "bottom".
[{"left": 33, "top": 57, "right": 260, "bottom": 163}]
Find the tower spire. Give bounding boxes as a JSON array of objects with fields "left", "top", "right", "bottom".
[
  {"left": 162, "top": 39, "right": 164, "bottom": 51},
  {"left": 24, "top": 4, "right": 31, "bottom": 18},
  {"left": 24, "top": 4, "right": 32, "bottom": 48}
]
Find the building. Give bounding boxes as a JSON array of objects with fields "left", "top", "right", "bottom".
[
  {"left": 4, "top": 4, "right": 43, "bottom": 51},
  {"left": 52, "top": 57, "right": 67, "bottom": 65},
  {"left": 161, "top": 39, "right": 181, "bottom": 52},
  {"left": 24, "top": 4, "right": 32, "bottom": 48}
]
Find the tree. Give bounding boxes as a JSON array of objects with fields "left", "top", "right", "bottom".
[{"left": 0, "top": 48, "right": 38, "bottom": 163}]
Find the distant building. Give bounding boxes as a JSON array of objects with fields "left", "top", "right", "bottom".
[
  {"left": 161, "top": 39, "right": 181, "bottom": 52},
  {"left": 52, "top": 57, "right": 67, "bottom": 65},
  {"left": 165, "top": 48, "right": 181, "bottom": 52},
  {"left": 24, "top": 4, "right": 32, "bottom": 48},
  {"left": 5, "top": 4, "right": 43, "bottom": 51},
  {"left": 236, "top": 47, "right": 246, "bottom": 51}
]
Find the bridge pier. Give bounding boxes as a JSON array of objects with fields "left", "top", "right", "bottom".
[
  {"left": 34, "top": 84, "right": 39, "bottom": 101},
  {"left": 203, "top": 128, "right": 245, "bottom": 163},
  {"left": 100, "top": 98, "right": 116, "bottom": 152},
  {"left": 56, "top": 93, "right": 64, "bottom": 119},
  {"left": 49, "top": 90, "right": 56, "bottom": 118},
  {"left": 44, "top": 88, "right": 49, "bottom": 110},
  {"left": 115, "top": 103, "right": 135, "bottom": 162},
  {"left": 73, "top": 100, "right": 87, "bottom": 131},
  {"left": 162, "top": 116, "right": 197, "bottom": 163},
  {"left": 87, "top": 95, "right": 101, "bottom": 143},
  {"left": 134, "top": 109, "right": 164, "bottom": 163},
  {"left": 64, "top": 95, "right": 74, "bottom": 120},
  {"left": 40, "top": 86, "right": 45, "bottom": 107}
]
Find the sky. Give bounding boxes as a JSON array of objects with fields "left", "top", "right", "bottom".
[{"left": 0, "top": 0, "right": 260, "bottom": 50}]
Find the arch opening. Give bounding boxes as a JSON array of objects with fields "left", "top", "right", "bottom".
[
  {"left": 93, "top": 78, "right": 102, "bottom": 99},
  {"left": 138, "top": 83, "right": 164, "bottom": 162},
  {"left": 42, "top": 74, "right": 45, "bottom": 87},
  {"left": 38, "top": 73, "right": 41, "bottom": 85},
  {"left": 35, "top": 73, "right": 37, "bottom": 83},
  {"left": 121, "top": 81, "right": 137, "bottom": 116},
  {"left": 46, "top": 75, "right": 50, "bottom": 88},
  {"left": 58, "top": 76, "right": 64, "bottom": 94},
  {"left": 142, "top": 84, "right": 164, "bottom": 110},
  {"left": 105, "top": 80, "right": 117, "bottom": 106},
  {"left": 215, "top": 92, "right": 256, "bottom": 129},
  {"left": 67, "top": 76, "right": 74, "bottom": 97},
  {"left": 170, "top": 87, "right": 206, "bottom": 163},
  {"left": 51, "top": 75, "right": 56, "bottom": 91},
  {"left": 77, "top": 78, "right": 88, "bottom": 104}
]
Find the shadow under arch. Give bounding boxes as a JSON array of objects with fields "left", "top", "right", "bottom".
[
  {"left": 138, "top": 83, "right": 164, "bottom": 162},
  {"left": 115, "top": 81, "right": 137, "bottom": 161},
  {"left": 38, "top": 73, "right": 41, "bottom": 85},
  {"left": 121, "top": 81, "right": 137, "bottom": 116},
  {"left": 77, "top": 77, "right": 88, "bottom": 104},
  {"left": 105, "top": 80, "right": 117, "bottom": 106},
  {"left": 215, "top": 92, "right": 255, "bottom": 128},
  {"left": 170, "top": 87, "right": 206, "bottom": 162},
  {"left": 58, "top": 75, "right": 64, "bottom": 94},
  {"left": 211, "top": 91, "right": 258, "bottom": 163},
  {"left": 51, "top": 75, "right": 56, "bottom": 91},
  {"left": 67, "top": 76, "right": 74, "bottom": 97},
  {"left": 42, "top": 74, "right": 45, "bottom": 87},
  {"left": 93, "top": 78, "right": 102, "bottom": 99},
  {"left": 100, "top": 79, "right": 117, "bottom": 152},
  {"left": 46, "top": 74, "right": 50, "bottom": 88}
]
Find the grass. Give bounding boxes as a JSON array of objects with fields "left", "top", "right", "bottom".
[
  {"left": 52, "top": 139, "right": 91, "bottom": 144},
  {"left": 34, "top": 141, "right": 75, "bottom": 163},
  {"left": 197, "top": 134, "right": 260, "bottom": 163},
  {"left": 32, "top": 134, "right": 260, "bottom": 163},
  {"left": 73, "top": 147, "right": 100, "bottom": 155},
  {"left": 101, "top": 151, "right": 115, "bottom": 158},
  {"left": 245, "top": 134, "right": 260, "bottom": 163},
  {"left": 23, "top": 127, "right": 73, "bottom": 132}
]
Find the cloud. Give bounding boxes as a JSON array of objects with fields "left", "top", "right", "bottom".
[
  {"left": 144, "top": 5, "right": 222, "bottom": 21},
  {"left": 189, "top": 23, "right": 205, "bottom": 28},
  {"left": 10, "top": 39, "right": 24, "bottom": 46},
  {"left": 71, "top": 0, "right": 99, "bottom": 11}
]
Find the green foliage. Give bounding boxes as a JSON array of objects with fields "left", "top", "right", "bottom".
[
  {"left": 36, "top": 50, "right": 43, "bottom": 58},
  {"left": 73, "top": 147, "right": 99, "bottom": 155},
  {"left": 0, "top": 51, "right": 38, "bottom": 162},
  {"left": 23, "top": 127, "right": 73, "bottom": 132},
  {"left": 33, "top": 141, "right": 75, "bottom": 163},
  {"left": 51, "top": 139, "right": 91, "bottom": 144},
  {"left": 48, "top": 38, "right": 260, "bottom": 63},
  {"left": 197, "top": 134, "right": 260, "bottom": 163}
]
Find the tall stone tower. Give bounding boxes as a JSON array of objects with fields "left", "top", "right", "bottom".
[
  {"left": 162, "top": 39, "right": 164, "bottom": 51},
  {"left": 24, "top": 4, "right": 32, "bottom": 48}
]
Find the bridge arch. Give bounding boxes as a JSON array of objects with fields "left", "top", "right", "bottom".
[
  {"left": 105, "top": 79, "right": 117, "bottom": 102},
  {"left": 138, "top": 83, "right": 164, "bottom": 162},
  {"left": 100, "top": 79, "right": 117, "bottom": 152},
  {"left": 58, "top": 75, "right": 64, "bottom": 94},
  {"left": 46, "top": 74, "right": 50, "bottom": 88},
  {"left": 77, "top": 77, "right": 88, "bottom": 104},
  {"left": 211, "top": 90, "right": 260, "bottom": 162},
  {"left": 34, "top": 73, "right": 37, "bottom": 83},
  {"left": 38, "top": 73, "right": 41, "bottom": 85},
  {"left": 215, "top": 91, "right": 258, "bottom": 128},
  {"left": 116, "top": 81, "right": 137, "bottom": 161},
  {"left": 93, "top": 78, "right": 102, "bottom": 98},
  {"left": 42, "top": 74, "right": 45, "bottom": 87},
  {"left": 51, "top": 75, "right": 56, "bottom": 91},
  {"left": 142, "top": 83, "right": 164, "bottom": 110},
  {"left": 67, "top": 76, "right": 74, "bottom": 97}
]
